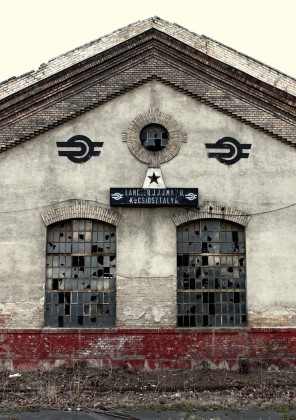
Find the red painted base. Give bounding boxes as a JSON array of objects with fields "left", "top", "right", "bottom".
[{"left": 1, "top": 328, "right": 296, "bottom": 371}]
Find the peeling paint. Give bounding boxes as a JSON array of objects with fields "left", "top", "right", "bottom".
[
  {"left": 151, "top": 307, "right": 172, "bottom": 323},
  {"left": 249, "top": 309, "right": 296, "bottom": 327},
  {"left": 117, "top": 275, "right": 176, "bottom": 327}
]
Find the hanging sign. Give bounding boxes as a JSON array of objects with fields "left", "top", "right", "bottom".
[{"left": 110, "top": 188, "right": 198, "bottom": 207}]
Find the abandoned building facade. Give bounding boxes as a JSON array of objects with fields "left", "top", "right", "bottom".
[{"left": 0, "top": 17, "right": 296, "bottom": 371}]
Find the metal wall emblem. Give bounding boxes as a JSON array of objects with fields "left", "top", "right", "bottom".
[
  {"left": 205, "top": 137, "right": 251, "bottom": 165},
  {"left": 56, "top": 135, "right": 104, "bottom": 163},
  {"left": 110, "top": 188, "right": 198, "bottom": 207}
]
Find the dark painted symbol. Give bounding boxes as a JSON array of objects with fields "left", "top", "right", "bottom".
[
  {"left": 205, "top": 137, "right": 251, "bottom": 165},
  {"left": 148, "top": 172, "right": 160, "bottom": 184},
  {"left": 56, "top": 135, "right": 104, "bottom": 163}
]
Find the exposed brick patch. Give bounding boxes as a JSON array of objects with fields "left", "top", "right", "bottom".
[
  {"left": 122, "top": 106, "right": 186, "bottom": 164},
  {"left": 172, "top": 200, "right": 250, "bottom": 227},
  {"left": 41, "top": 200, "right": 121, "bottom": 226}
]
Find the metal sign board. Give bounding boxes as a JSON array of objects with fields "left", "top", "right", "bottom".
[{"left": 110, "top": 188, "right": 198, "bottom": 207}]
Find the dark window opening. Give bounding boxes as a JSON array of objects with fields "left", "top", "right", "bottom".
[{"left": 140, "top": 124, "right": 169, "bottom": 151}]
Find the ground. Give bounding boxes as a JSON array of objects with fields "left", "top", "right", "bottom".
[{"left": 1, "top": 366, "right": 296, "bottom": 415}]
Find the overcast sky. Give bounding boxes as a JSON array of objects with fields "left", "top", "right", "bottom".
[{"left": 0, "top": 0, "right": 295, "bottom": 83}]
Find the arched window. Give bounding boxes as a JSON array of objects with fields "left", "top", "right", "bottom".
[
  {"left": 45, "top": 219, "right": 116, "bottom": 328},
  {"left": 177, "top": 219, "right": 246, "bottom": 328}
]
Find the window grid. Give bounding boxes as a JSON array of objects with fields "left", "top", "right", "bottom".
[
  {"left": 177, "top": 220, "right": 247, "bottom": 328},
  {"left": 45, "top": 220, "right": 116, "bottom": 328},
  {"left": 140, "top": 124, "right": 169, "bottom": 151}
]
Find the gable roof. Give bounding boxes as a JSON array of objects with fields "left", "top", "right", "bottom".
[{"left": 0, "top": 16, "right": 295, "bottom": 152}]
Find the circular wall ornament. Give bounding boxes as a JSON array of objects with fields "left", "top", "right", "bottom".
[{"left": 122, "top": 107, "right": 187, "bottom": 165}]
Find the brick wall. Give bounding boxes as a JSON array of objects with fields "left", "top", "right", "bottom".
[
  {"left": 1, "top": 27, "right": 296, "bottom": 152},
  {"left": 1, "top": 328, "right": 296, "bottom": 372}
]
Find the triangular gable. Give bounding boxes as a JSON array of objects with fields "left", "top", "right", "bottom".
[{"left": 0, "top": 16, "right": 295, "bottom": 152}]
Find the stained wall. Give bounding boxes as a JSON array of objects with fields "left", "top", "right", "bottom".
[{"left": 0, "top": 81, "right": 295, "bottom": 330}]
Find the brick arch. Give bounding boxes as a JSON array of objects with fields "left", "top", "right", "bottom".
[
  {"left": 172, "top": 201, "right": 250, "bottom": 227},
  {"left": 41, "top": 200, "right": 121, "bottom": 227}
]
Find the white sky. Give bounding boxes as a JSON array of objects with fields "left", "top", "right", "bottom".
[{"left": 0, "top": 0, "right": 295, "bottom": 83}]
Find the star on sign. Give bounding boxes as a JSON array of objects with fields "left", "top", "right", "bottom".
[{"left": 148, "top": 172, "right": 160, "bottom": 184}]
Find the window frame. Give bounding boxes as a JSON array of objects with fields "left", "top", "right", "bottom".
[
  {"left": 45, "top": 218, "right": 116, "bottom": 328},
  {"left": 177, "top": 219, "right": 247, "bottom": 328}
]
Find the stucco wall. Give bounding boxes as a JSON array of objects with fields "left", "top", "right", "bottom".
[{"left": 0, "top": 81, "right": 295, "bottom": 328}]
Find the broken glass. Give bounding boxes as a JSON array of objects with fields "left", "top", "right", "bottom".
[
  {"left": 177, "top": 219, "right": 247, "bottom": 328},
  {"left": 45, "top": 220, "right": 116, "bottom": 328}
]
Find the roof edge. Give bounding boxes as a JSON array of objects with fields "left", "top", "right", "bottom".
[{"left": 0, "top": 17, "right": 295, "bottom": 101}]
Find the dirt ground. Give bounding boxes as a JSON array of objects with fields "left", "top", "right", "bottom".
[{"left": 1, "top": 366, "right": 296, "bottom": 415}]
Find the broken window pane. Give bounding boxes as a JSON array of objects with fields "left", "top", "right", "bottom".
[
  {"left": 45, "top": 219, "right": 116, "bottom": 328},
  {"left": 177, "top": 219, "right": 247, "bottom": 328},
  {"left": 140, "top": 124, "right": 169, "bottom": 151}
]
